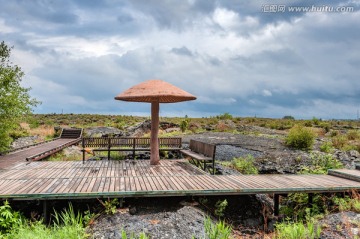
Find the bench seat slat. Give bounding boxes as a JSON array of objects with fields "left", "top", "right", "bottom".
[{"left": 180, "top": 149, "right": 212, "bottom": 161}]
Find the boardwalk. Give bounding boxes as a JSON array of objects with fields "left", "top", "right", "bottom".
[
  {"left": 1, "top": 160, "right": 360, "bottom": 200},
  {"left": 0, "top": 138, "right": 80, "bottom": 170}
]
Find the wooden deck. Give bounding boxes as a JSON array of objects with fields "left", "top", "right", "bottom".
[
  {"left": 1, "top": 160, "right": 360, "bottom": 200},
  {"left": 0, "top": 138, "right": 80, "bottom": 170}
]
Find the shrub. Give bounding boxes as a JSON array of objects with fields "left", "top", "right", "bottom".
[
  {"left": 283, "top": 115, "right": 295, "bottom": 120},
  {"left": 319, "top": 142, "right": 334, "bottom": 153},
  {"left": 285, "top": 125, "right": 316, "bottom": 150},
  {"left": 312, "top": 117, "right": 321, "bottom": 126},
  {"left": 347, "top": 130, "right": 360, "bottom": 140},
  {"left": 319, "top": 122, "right": 331, "bottom": 133},
  {"left": 303, "top": 120, "right": 313, "bottom": 127},
  {"left": 217, "top": 113, "right": 233, "bottom": 120},
  {"left": 331, "top": 135, "right": 348, "bottom": 149},
  {"left": 0, "top": 201, "right": 22, "bottom": 233},
  {"left": 180, "top": 119, "right": 188, "bottom": 133},
  {"left": 231, "top": 155, "right": 258, "bottom": 174},
  {"left": 214, "top": 199, "right": 228, "bottom": 217},
  {"left": 300, "top": 152, "right": 343, "bottom": 175}
]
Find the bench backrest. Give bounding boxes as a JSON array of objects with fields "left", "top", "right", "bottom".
[
  {"left": 189, "top": 139, "right": 216, "bottom": 159},
  {"left": 82, "top": 137, "right": 181, "bottom": 149}
]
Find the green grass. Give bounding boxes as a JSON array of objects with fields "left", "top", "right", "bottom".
[
  {"left": 2, "top": 204, "right": 88, "bottom": 239},
  {"left": 274, "top": 217, "right": 321, "bottom": 239}
]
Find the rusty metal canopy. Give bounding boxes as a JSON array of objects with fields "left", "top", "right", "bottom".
[{"left": 114, "top": 79, "right": 196, "bottom": 103}]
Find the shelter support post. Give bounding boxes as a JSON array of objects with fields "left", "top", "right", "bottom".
[{"left": 150, "top": 101, "right": 160, "bottom": 165}]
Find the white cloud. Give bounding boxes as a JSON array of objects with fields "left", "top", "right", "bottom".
[
  {"left": 0, "top": 19, "right": 16, "bottom": 33},
  {"left": 1, "top": 0, "right": 359, "bottom": 118},
  {"left": 262, "top": 90, "right": 272, "bottom": 97}
]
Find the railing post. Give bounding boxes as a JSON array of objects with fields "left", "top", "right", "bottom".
[
  {"left": 82, "top": 138, "right": 85, "bottom": 163},
  {"left": 132, "top": 138, "right": 136, "bottom": 159}
]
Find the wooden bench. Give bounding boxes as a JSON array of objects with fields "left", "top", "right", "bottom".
[
  {"left": 81, "top": 137, "right": 182, "bottom": 162},
  {"left": 180, "top": 139, "right": 216, "bottom": 174}
]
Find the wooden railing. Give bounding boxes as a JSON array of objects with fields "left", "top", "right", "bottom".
[
  {"left": 0, "top": 137, "right": 61, "bottom": 156},
  {"left": 81, "top": 137, "right": 182, "bottom": 162},
  {"left": 25, "top": 138, "right": 82, "bottom": 161}
]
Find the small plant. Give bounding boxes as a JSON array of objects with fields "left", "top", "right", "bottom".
[
  {"left": 214, "top": 199, "right": 228, "bottom": 217},
  {"left": 275, "top": 217, "right": 321, "bottom": 239},
  {"left": 203, "top": 216, "right": 232, "bottom": 239},
  {"left": 99, "top": 198, "right": 119, "bottom": 215},
  {"left": 285, "top": 125, "right": 316, "bottom": 150},
  {"left": 0, "top": 200, "right": 22, "bottom": 233},
  {"left": 6, "top": 204, "right": 87, "bottom": 239},
  {"left": 319, "top": 141, "right": 335, "bottom": 153},
  {"left": 333, "top": 196, "right": 352, "bottom": 211},
  {"left": 121, "top": 229, "right": 149, "bottom": 239},
  {"left": 231, "top": 155, "right": 258, "bottom": 174},
  {"left": 300, "top": 152, "right": 343, "bottom": 175}
]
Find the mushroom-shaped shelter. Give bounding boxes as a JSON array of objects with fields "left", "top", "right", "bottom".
[{"left": 115, "top": 79, "right": 196, "bottom": 165}]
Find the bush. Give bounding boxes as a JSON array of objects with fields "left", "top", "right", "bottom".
[
  {"left": 331, "top": 135, "right": 348, "bottom": 149},
  {"left": 285, "top": 125, "right": 316, "bottom": 150},
  {"left": 319, "top": 141, "right": 334, "bottom": 153},
  {"left": 347, "top": 130, "right": 360, "bottom": 140},
  {"left": 283, "top": 115, "right": 295, "bottom": 120},
  {"left": 319, "top": 122, "right": 331, "bottom": 133},
  {"left": 180, "top": 119, "right": 188, "bottom": 133},
  {"left": 300, "top": 152, "right": 343, "bottom": 175},
  {"left": 217, "top": 113, "right": 233, "bottom": 120},
  {"left": 0, "top": 201, "right": 22, "bottom": 233},
  {"left": 231, "top": 155, "right": 258, "bottom": 174}
]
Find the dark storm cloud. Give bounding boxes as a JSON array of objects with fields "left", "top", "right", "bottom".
[
  {"left": 171, "top": 47, "right": 193, "bottom": 57},
  {"left": 0, "top": 0, "right": 359, "bottom": 119}
]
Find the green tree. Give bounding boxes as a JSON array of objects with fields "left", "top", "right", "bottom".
[{"left": 0, "top": 41, "right": 39, "bottom": 151}]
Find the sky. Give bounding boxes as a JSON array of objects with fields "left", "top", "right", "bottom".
[{"left": 1, "top": 0, "right": 359, "bottom": 119}]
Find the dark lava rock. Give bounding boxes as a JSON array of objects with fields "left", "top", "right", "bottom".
[
  {"left": 88, "top": 198, "right": 206, "bottom": 239},
  {"left": 319, "top": 212, "right": 360, "bottom": 238},
  {"left": 85, "top": 127, "right": 125, "bottom": 138}
]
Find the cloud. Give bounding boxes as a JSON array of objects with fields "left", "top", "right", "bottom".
[{"left": 0, "top": 0, "right": 359, "bottom": 119}]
